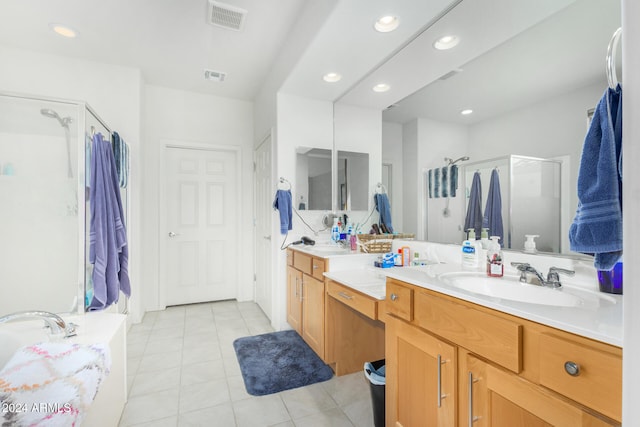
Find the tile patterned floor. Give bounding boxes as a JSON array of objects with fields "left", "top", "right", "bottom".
[{"left": 118, "top": 301, "right": 375, "bottom": 427}]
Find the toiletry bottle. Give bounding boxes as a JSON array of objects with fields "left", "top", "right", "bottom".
[
  {"left": 486, "top": 236, "right": 504, "bottom": 277},
  {"left": 395, "top": 249, "right": 403, "bottom": 266},
  {"left": 331, "top": 218, "right": 340, "bottom": 244},
  {"left": 462, "top": 229, "right": 480, "bottom": 270},
  {"left": 480, "top": 228, "right": 490, "bottom": 249},
  {"left": 523, "top": 234, "right": 539, "bottom": 254},
  {"left": 401, "top": 246, "right": 411, "bottom": 266},
  {"left": 349, "top": 225, "right": 357, "bottom": 251}
]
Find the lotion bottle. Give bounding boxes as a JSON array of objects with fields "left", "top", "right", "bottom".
[
  {"left": 461, "top": 229, "right": 481, "bottom": 270},
  {"left": 486, "top": 236, "right": 504, "bottom": 277},
  {"left": 331, "top": 218, "right": 340, "bottom": 244}
]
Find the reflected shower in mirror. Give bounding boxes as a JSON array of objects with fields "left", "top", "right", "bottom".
[
  {"left": 337, "top": 151, "right": 369, "bottom": 211},
  {"left": 295, "top": 147, "right": 331, "bottom": 211}
]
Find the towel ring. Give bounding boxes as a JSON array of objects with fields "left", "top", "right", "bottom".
[
  {"left": 375, "top": 182, "right": 387, "bottom": 194},
  {"left": 606, "top": 27, "right": 622, "bottom": 89},
  {"left": 278, "top": 177, "right": 291, "bottom": 190}
]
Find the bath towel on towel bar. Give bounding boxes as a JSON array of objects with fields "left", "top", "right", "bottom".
[
  {"left": 273, "top": 189, "right": 292, "bottom": 235},
  {"left": 463, "top": 171, "right": 483, "bottom": 237},
  {"left": 89, "top": 132, "right": 131, "bottom": 310}
]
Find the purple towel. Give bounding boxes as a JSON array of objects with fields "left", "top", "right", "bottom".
[{"left": 89, "top": 133, "right": 130, "bottom": 310}]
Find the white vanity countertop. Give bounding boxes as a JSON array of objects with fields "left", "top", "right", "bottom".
[
  {"left": 389, "top": 264, "right": 622, "bottom": 347},
  {"left": 325, "top": 263, "right": 623, "bottom": 347}
]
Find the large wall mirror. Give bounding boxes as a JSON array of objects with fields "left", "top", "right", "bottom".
[{"left": 374, "top": 0, "right": 621, "bottom": 254}]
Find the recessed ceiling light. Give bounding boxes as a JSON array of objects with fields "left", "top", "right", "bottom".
[
  {"left": 460, "top": 109, "right": 473, "bottom": 115},
  {"left": 374, "top": 16, "right": 399, "bottom": 33},
  {"left": 373, "top": 83, "right": 390, "bottom": 93},
  {"left": 323, "top": 72, "right": 342, "bottom": 83},
  {"left": 49, "top": 23, "right": 77, "bottom": 38},
  {"left": 433, "top": 35, "right": 460, "bottom": 50}
]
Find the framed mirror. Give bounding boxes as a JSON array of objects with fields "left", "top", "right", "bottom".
[{"left": 295, "top": 147, "right": 332, "bottom": 210}]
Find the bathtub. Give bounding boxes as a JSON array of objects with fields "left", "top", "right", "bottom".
[{"left": 0, "top": 312, "right": 127, "bottom": 427}]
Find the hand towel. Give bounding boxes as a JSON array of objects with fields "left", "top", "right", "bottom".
[
  {"left": 428, "top": 169, "right": 433, "bottom": 198},
  {"left": 434, "top": 168, "right": 441, "bottom": 198},
  {"left": 375, "top": 193, "right": 394, "bottom": 233},
  {"left": 482, "top": 169, "right": 504, "bottom": 244},
  {"left": 273, "top": 189, "right": 292, "bottom": 235},
  {"left": 569, "top": 85, "right": 623, "bottom": 270},
  {"left": 463, "top": 171, "right": 483, "bottom": 238}
]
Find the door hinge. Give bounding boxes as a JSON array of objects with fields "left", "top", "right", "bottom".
[
  {"left": 253, "top": 273, "right": 257, "bottom": 282},
  {"left": 253, "top": 161, "right": 256, "bottom": 172}
]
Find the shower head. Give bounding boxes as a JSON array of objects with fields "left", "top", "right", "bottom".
[
  {"left": 445, "top": 156, "right": 470, "bottom": 165},
  {"left": 40, "top": 108, "right": 73, "bottom": 128}
]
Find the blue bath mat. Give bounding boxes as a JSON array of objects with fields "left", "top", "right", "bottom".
[{"left": 233, "top": 330, "right": 334, "bottom": 396}]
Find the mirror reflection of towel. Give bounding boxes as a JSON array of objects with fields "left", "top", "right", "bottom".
[
  {"left": 375, "top": 193, "right": 393, "bottom": 233},
  {"left": 464, "top": 172, "right": 483, "bottom": 237},
  {"left": 483, "top": 169, "right": 503, "bottom": 244}
]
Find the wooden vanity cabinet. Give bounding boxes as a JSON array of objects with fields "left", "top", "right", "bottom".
[
  {"left": 385, "top": 278, "right": 622, "bottom": 427},
  {"left": 286, "top": 249, "right": 327, "bottom": 360}
]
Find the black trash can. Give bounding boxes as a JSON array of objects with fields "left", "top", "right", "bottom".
[{"left": 364, "top": 359, "right": 385, "bottom": 427}]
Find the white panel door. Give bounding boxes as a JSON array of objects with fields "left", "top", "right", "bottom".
[
  {"left": 254, "top": 135, "right": 272, "bottom": 319},
  {"left": 164, "top": 146, "right": 238, "bottom": 305}
]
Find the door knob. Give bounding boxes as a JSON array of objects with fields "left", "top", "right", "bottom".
[{"left": 168, "top": 231, "right": 180, "bottom": 237}]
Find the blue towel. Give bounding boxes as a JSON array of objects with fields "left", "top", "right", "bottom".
[
  {"left": 273, "top": 190, "right": 292, "bottom": 235},
  {"left": 375, "top": 193, "right": 393, "bottom": 233},
  {"left": 428, "top": 169, "right": 433, "bottom": 198},
  {"left": 464, "top": 172, "right": 483, "bottom": 238},
  {"left": 89, "top": 133, "right": 130, "bottom": 310},
  {"left": 441, "top": 167, "right": 449, "bottom": 198},
  {"left": 434, "top": 168, "right": 440, "bottom": 198},
  {"left": 482, "top": 169, "right": 504, "bottom": 245},
  {"left": 450, "top": 165, "right": 458, "bottom": 197},
  {"left": 569, "top": 85, "right": 623, "bottom": 270}
]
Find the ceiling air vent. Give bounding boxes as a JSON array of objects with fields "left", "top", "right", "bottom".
[
  {"left": 204, "top": 69, "right": 226, "bottom": 82},
  {"left": 208, "top": 0, "right": 248, "bottom": 31}
]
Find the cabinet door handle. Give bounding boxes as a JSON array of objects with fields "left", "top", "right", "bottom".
[
  {"left": 338, "top": 292, "right": 353, "bottom": 300},
  {"left": 468, "top": 372, "right": 480, "bottom": 426},
  {"left": 390, "top": 293, "right": 399, "bottom": 301},
  {"left": 300, "top": 278, "right": 304, "bottom": 301},
  {"left": 564, "top": 361, "right": 581, "bottom": 376},
  {"left": 294, "top": 277, "right": 299, "bottom": 299},
  {"left": 437, "top": 354, "right": 447, "bottom": 407},
  {"left": 313, "top": 264, "right": 318, "bottom": 270}
]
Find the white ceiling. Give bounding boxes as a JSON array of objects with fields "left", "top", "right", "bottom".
[
  {"left": 0, "top": 0, "right": 621, "bottom": 114},
  {"left": 375, "top": 0, "right": 622, "bottom": 124},
  {"left": 0, "top": 0, "right": 307, "bottom": 100}
]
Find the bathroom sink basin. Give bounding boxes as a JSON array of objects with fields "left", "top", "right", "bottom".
[{"left": 438, "top": 272, "right": 614, "bottom": 308}]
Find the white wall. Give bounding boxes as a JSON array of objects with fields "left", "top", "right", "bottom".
[
  {"left": 142, "top": 85, "right": 254, "bottom": 311},
  {"left": 467, "top": 81, "right": 604, "bottom": 242},
  {"left": 0, "top": 45, "right": 145, "bottom": 323},
  {"left": 382, "top": 122, "right": 403, "bottom": 232},
  {"left": 405, "top": 119, "right": 469, "bottom": 242},
  {"left": 622, "top": 0, "right": 640, "bottom": 423}
]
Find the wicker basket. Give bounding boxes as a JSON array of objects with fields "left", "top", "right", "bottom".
[{"left": 357, "top": 233, "right": 415, "bottom": 253}]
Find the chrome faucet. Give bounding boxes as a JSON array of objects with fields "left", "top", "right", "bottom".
[
  {"left": 510, "top": 263, "right": 575, "bottom": 289},
  {"left": 0, "top": 311, "right": 77, "bottom": 338}
]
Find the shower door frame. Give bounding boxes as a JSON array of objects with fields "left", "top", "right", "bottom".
[{"left": 0, "top": 91, "right": 113, "bottom": 315}]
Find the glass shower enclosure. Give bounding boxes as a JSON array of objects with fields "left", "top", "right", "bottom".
[{"left": 0, "top": 92, "right": 111, "bottom": 315}]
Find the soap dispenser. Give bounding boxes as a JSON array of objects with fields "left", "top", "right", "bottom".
[
  {"left": 462, "top": 229, "right": 481, "bottom": 270},
  {"left": 331, "top": 217, "right": 341, "bottom": 244},
  {"left": 523, "top": 234, "right": 539, "bottom": 254},
  {"left": 486, "top": 236, "right": 503, "bottom": 277},
  {"left": 480, "top": 228, "right": 490, "bottom": 249}
]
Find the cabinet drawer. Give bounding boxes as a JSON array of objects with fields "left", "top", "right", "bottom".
[
  {"left": 327, "top": 281, "right": 378, "bottom": 320},
  {"left": 311, "top": 257, "right": 326, "bottom": 280},
  {"left": 386, "top": 280, "right": 413, "bottom": 322},
  {"left": 539, "top": 334, "right": 621, "bottom": 422},
  {"left": 414, "top": 290, "right": 522, "bottom": 373},
  {"left": 293, "top": 252, "right": 312, "bottom": 275}
]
